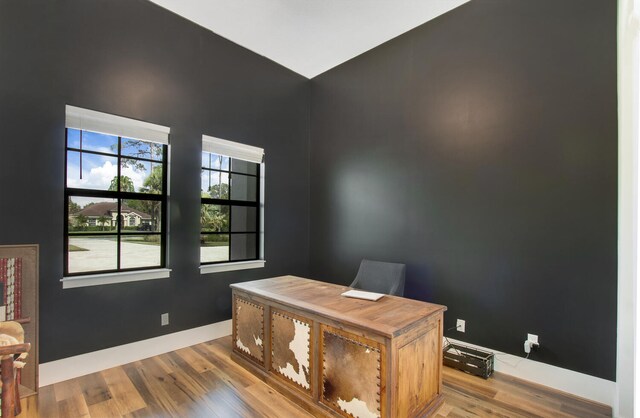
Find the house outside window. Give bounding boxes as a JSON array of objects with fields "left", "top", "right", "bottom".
[
  {"left": 200, "top": 135, "right": 265, "bottom": 274},
  {"left": 63, "top": 105, "right": 170, "bottom": 287}
]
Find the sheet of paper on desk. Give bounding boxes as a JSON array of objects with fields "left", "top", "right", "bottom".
[{"left": 341, "top": 289, "right": 385, "bottom": 301}]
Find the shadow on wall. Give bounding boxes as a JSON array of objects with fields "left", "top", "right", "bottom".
[{"left": 404, "top": 263, "right": 436, "bottom": 302}]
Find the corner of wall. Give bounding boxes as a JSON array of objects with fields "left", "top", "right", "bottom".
[{"left": 616, "top": 0, "right": 639, "bottom": 416}]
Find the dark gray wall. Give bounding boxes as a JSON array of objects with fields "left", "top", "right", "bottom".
[
  {"left": 0, "top": 0, "right": 618, "bottom": 381},
  {"left": 309, "top": 0, "right": 617, "bottom": 380},
  {"left": 0, "top": 0, "right": 309, "bottom": 362}
]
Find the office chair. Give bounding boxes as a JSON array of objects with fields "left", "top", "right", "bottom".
[{"left": 349, "top": 259, "right": 406, "bottom": 296}]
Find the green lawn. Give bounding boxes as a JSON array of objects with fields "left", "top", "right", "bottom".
[{"left": 202, "top": 242, "right": 229, "bottom": 247}]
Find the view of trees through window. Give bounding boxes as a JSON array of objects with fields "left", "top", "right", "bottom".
[
  {"left": 201, "top": 152, "right": 259, "bottom": 264},
  {"left": 65, "top": 128, "right": 167, "bottom": 274}
]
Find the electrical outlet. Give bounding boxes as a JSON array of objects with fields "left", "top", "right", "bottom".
[
  {"left": 161, "top": 313, "right": 169, "bottom": 326},
  {"left": 524, "top": 333, "right": 539, "bottom": 353},
  {"left": 456, "top": 319, "right": 466, "bottom": 333}
]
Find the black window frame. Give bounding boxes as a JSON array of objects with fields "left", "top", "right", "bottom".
[
  {"left": 64, "top": 128, "right": 168, "bottom": 276},
  {"left": 200, "top": 152, "right": 261, "bottom": 265}
]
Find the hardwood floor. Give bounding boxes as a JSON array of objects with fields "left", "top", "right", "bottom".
[{"left": 36, "top": 335, "right": 612, "bottom": 417}]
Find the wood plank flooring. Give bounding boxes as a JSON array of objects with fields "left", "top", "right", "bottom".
[{"left": 36, "top": 335, "right": 612, "bottom": 417}]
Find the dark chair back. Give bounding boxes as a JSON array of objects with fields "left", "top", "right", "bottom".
[{"left": 349, "top": 259, "right": 405, "bottom": 296}]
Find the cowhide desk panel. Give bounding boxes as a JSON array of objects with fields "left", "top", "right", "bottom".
[{"left": 230, "top": 276, "right": 447, "bottom": 418}]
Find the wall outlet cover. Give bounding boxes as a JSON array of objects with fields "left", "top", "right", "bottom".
[
  {"left": 527, "top": 333, "right": 538, "bottom": 344},
  {"left": 161, "top": 313, "right": 169, "bottom": 326},
  {"left": 456, "top": 319, "right": 466, "bottom": 333}
]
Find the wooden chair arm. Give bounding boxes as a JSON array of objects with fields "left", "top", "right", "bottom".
[{"left": 0, "top": 343, "right": 30, "bottom": 357}]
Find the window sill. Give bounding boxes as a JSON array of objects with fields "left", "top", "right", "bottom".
[
  {"left": 200, "top": 260, "right": 265, "bottom": 275},
  {"left": 61, "top": 268, "right": 171, "bottom": 289}
]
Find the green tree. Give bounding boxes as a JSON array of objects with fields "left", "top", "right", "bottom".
[
  {"left": 115, "top": 139, "right": 163, "bottom": 171},
  {"left": 140, "top": 165, "right": 163, "bottom": 194},
  {"left": 75, "top": 214, "right": 88, "bottom": 231},
  {"left": 202, "top": 167, "right": 229, "bottom": 199},
  {"left": 208, "top": 182, "right": 229, "bottom": 199},
  {"left": 134, "top": 165, "right": 164, "bottom": 232},
  {"left": 109, "top": 175, "right": 135, "bottom": 192},
  {"left": 68, "top": 200, "right": 81, "bottom": 214},
  {"left": 97, "top": 215, "right": 110, "bottom": 231},
  {"left": 200, "top": 204, "right": 229, "bottom": 233}
]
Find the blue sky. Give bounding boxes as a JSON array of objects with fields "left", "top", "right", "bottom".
[
  {"left": 67, "top": 129, "right": 255, "bottom": 204},
  {"left": 66, "top": 129, "right": 162, "bottom": 202}
]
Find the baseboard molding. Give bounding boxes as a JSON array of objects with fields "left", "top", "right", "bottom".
[
  {"left": 446, "top": 337, "right": 615, "bottom": 407},
  {"left": 38, "top": 322, "right": 615, "bottom": 407},
  {"left": 39, "top": 319, "right": 232, "bottom": 387}
]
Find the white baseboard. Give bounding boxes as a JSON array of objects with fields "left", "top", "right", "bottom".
[
  {"left": 38, "top": 321, "right": 615, "bottom": 408},
  {"left": 39, "top": 319, "right": 232, "bottom": 387},
  {"left": 446, "top": 337, "right": 615, "bottom": 407}
]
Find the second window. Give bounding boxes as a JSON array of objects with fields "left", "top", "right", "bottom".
[{"left": 200, "top": 148, "right": 260, "bottom": 264}]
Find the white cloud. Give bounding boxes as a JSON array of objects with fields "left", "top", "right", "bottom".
[
  {"left": 67, "top": 160, "right": 117, "bottom": 190},
  {"left": 94, "top": 146, "right": 115, "bottom": 155},
  {"left": 67, "top": 160, "right": 146, "bottom": 191},
  {"left": 121, "top": 165, "right": 145, "bottom": 191}
]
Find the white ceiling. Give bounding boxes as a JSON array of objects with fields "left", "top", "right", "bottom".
[{"left": 148, "top": 0, "right": 470, "bottom": 79}]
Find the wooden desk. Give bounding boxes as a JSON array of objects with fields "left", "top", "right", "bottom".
[{"left": 230, "top": 276, "right": 447, "bottom": 418}]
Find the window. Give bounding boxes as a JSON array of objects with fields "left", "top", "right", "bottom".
[
  {"left": 200, "top": 135, "right": 264, "bottom": 272},
  {"left": 64, "top": 106, "right": 170, "bottom": 280}
]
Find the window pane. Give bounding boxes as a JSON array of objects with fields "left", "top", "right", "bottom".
[
  {"left": 201, "top": 152, "right": 229, "bottom": 170},
  {"left": 67, "top": 128, "right": 81, "bottom": 148},
  {"left": 201, "top": 204, "right": 229, "bottom": 232},
  {"left": 201, "top": 171, "right": 229, "bottom": 199},
  {"left": 231, "top": 206, "right": 257, "bottom": 232},
  {"left": 212, "top": 153, "right": 229, "bottom": 170},
  {"left": 122, "top": 200, "right": 161, "bottom": 232},
  {"left": 68, "top": 197, "right": 117, "bottom": 233},
  {"left": 121, "top": 137, "right": 163, "bottom": 161},
  {"left": 66, "top": 151, "right": 118, "bottom": 190},
  {"left": 231, "top": 159, "right": 258, "bottom": 175},
  {"left": 200, "top": 234, "right": 230, "bottom": 263},
  {"left": 78, "top": 130, "right": 119, "bottom": 154},
  {"left": 230, "top": 233, "right": 257, "bottom": 260},
  {"left": 121, "top": 235, "right": 161, "bottom": 269},
  {"left": 120, "top": 159, "right": 163, "bottom": 194},
  {"left": 68, "top": 235, "right": 117, "bottom": 273},
  {"left": 230, "top": 174, "right": 257, "bottom": 202}
]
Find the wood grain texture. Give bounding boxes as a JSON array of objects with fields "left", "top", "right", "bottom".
[
  {"left": 231, "top": 276, "right": 446, "bottom": 338},
  {"left": 397, "top": 325, "right": 439, "bottom": 417},
  {"left": 232, "top": 277, "right": 435, "bottom": 417},
  {"left": 36, "top": 335, "right": 612, "bottom": 418},
  {"left": 440, "top": 366, "right": 612, "bottom": 418}
]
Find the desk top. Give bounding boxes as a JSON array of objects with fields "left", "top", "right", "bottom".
[{"left": 231, "top": 275, "right": 446, "bottom": 338}]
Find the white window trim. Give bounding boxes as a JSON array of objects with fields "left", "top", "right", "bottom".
[
  {"left": 66, "top": 105, "right": 170, "bottom": 145},
  {"left": 61, "top": 268, "right": 171, "bottom": 289},
  {"left": 200, "top": 260, "right": 265, "bottom": 274},
  {"left": 200, "top": 135, "right": 265, "bottom": 274},
  {"left": 202, "top": 135, "right": 263, "bottom": 163}
]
